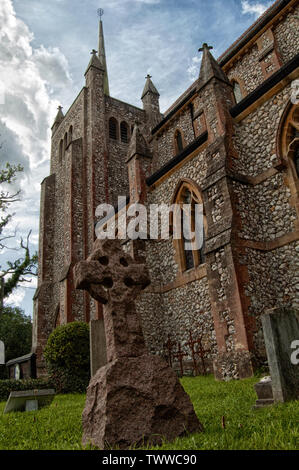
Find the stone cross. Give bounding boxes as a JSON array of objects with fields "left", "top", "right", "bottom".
[
  {"left": 74, "top": 238, "right": 150, "bottom": 362},
  {"left": 73, "top": 238, "right": 202, "bottom": 449},
  {"left": 0, "top": 340, "right": 4, "bottom": 365},
  {"left": 198, "top": 43, "right": 213, "bottom": 52}
]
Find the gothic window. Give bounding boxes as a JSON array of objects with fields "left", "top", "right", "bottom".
[
  {"left": 68, "top": 125, "right": 73, "bottom": 145},
  {"left": 54, "top": 304, "right": 60, "bottom": 328},
  {"left": 64, "top": 132, "right": 68, "bottom": 153},
  {"left": 120, "top": 121, "right": 129, "bottom": 143},
  {"left": 109, "top": 117, "right": 118, "bottom": 140},
  {"left": 175, "top": 129, "right": 184, "bottom": 154},
  {"left": 173, "top": 181, "right": 206, "bottom": 272},
  {"left": 232, "top": 80, "right": 243, "bottom": 104},
  {"left": 59, "top": 139, "right": 63, "bottom": 162},
  {"left": 280, "top": 103, "right": 299, "bottom": 179}
]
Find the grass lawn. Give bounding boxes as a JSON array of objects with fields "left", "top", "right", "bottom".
[{"left": 0, "top": 375, "right": 298, "bottom": 450}]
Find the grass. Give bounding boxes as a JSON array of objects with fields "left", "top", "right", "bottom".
[{"left": 0, "top": 375, "right": 298, "bottom": 450}]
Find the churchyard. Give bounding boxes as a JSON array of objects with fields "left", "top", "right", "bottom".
[{"left": 0, "top": 374, "right": 298, "bottom": 450}]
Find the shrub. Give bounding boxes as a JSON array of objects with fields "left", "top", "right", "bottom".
[
  {"left": 0, "top": 378, "right": 52, "bottom": 402},
  {"left": 44, "top": 322, "right": 90, "bottom": 394}
]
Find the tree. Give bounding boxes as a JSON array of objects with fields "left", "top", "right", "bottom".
[
  {"left": 0, "top": 306, "right": 32, "bottom": 378},
  {"left": 0, "top": 162, "right": 37, "bottom": 306}
]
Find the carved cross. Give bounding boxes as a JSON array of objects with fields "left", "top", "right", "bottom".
[{"left": 74, "top": 239, "right": 150, "bottom": 362}]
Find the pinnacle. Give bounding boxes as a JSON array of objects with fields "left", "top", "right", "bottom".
[
  {"left": 141, "top": 74, "right": 160, "bottom": 99},
  {"left": 52, "top": 105, "right": 64, "bottom": 129},
  {"left": 126, "top": 124, "right": 151, "bottom": 162},
  {"left": 85, "top": 49, "right": 105, "bottom": 75},
  {"left": 198, "top": 43, "right": 230, "bottom": 87}
]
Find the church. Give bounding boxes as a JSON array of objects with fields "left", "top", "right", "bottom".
[{"left": 32, "top": 0, "right": 299, "bottom": 380}]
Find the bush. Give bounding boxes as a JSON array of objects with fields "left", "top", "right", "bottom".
[
  {"left": 44, "top": 322, "right": 90, "bottom": 394},
  {"left": 0, "top": 378, "right": 52, "bottom": 402}
]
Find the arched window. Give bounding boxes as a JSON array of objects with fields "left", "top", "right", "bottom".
[
  {"left": 120, "top": 121, "right": 129, "bottom": 143},
  {"left": 109, "top": 117, "right": 118, "bottom": 140},
  {"left": 175, "top": 129, "right": 184, "bottom": 154},
  {"left": 172, "top": 181, "right": 206, "bottom": 272},
  {"left": 68, "top": 125, "right": 73, "bottom": 145},
  {"left": 59, "top": 139, "right": 63, "bottom": 162},
  {"left": 64, "top": 132, "right": 68, "bottom": 153},
  {"left": 54, "top": 304, "right": 60, "bottom": 328},
  {"left": 280, "top": 103, "right": 299, "bottom": 179},
  {"left": 232, "top": 80, "right": 243, "bottom": 104}
]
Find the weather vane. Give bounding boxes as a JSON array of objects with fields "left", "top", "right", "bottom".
[{"left": 97, "top": 8, "right": 104, "bottom": 20}]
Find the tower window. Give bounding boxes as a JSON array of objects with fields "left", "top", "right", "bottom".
[
  {"left": 120, "top": 121, "right": 129, "bottom": 143},
  {"left": 109, "top": 117, "right": 118, "bottom": 140},
  {"left": 68, "top": 125, "right": 73, "bottom": 145},
  {"left": 64, "top": 132, "right": 68, "bottom": 153},
  {"left": 59, "top": 139, "right": 63, "bottom": 162}
]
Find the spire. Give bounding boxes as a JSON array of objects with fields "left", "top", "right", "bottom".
[
  {"left": 126, "top": 124, "right": 151, "bottom": 162},
  {"left": 198, "top": 43, "right": 230, "bottom": 87},
  {"left": 141, "top": 74, "right": 160, "bottom": 100},
  {"left": 98, "top": 20, "right": 110, "bottom": 95}
]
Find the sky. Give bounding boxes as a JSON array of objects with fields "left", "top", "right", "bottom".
[{"left": 0, "top": 0, "right": 273, "bottom": 317}]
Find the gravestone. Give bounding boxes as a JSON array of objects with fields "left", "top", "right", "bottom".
[
  {"left": 261, "top": 307, "right": 299, "bottom": 402},
  {"left": 253, "top": 376, "right": 274, "bottom": 408},
  {"left": 14, "top": 363, "right": 20, "bottom": 380},
  {"left": 74, "top": 238, "right": 203, "bottom": 449},
  {"left": 0, "top": 341, "right": 4, "bottom": 365},
  {"left": 3, "top": 389, "right": 55, "bottom": 414}
]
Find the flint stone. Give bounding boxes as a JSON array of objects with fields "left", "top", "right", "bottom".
[{"left": 82, "top": 354, "right": 202, "bottom": 449}]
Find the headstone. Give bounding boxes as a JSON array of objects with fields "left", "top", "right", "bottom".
[
  {"left": 261, "top": 308, "right": 299, "bottom": 402},
  {"left": 0, "top": 340, "right": 4, "bottom": 365},
  {"left": 74, "top": 239, "right": 203, "bottom": 449},
  {"left": 3, "top": 389, "right": 55, "bottom": 414},
  {"left": 90, "top": 319, "right": 107, "bottom": 376},
  {"left": 14, "top": 364, "right": 20, "bottom": 380},
  {"left": 253, "top": 376, "right": 274, "bottom": 408}
]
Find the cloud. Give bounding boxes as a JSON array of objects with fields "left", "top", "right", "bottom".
[
  {"left": 0, "top": 0, "right": 72, "bottom": 172},
  {"left": 0, "top": 0, "right": 72, "bottom": 310},
  {"left": 241, "top": 0, "right": 272, "bottom": 18},
  {"left": 5, "top": 287, "right": 26, "bottom": 307}
]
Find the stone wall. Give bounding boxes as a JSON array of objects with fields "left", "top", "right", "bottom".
[{"left": 232, "top": 84, "right": 292, "bottom": 176}]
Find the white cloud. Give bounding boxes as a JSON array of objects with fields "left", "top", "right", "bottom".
[
  {"left": 5, "top": 287, "right": 26, "bottom": 307},
  {"left": 241, "top": 0, "right": 272, "bottom": 18},
  {"left": 187, "top": 56, "right": 201, "bottom": 82},
  {"left": 0, "top": 0, "right": 72, "bottom": 309},
  {"left": 0, "top": 1, "right": 72, "bottom": 169}
]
